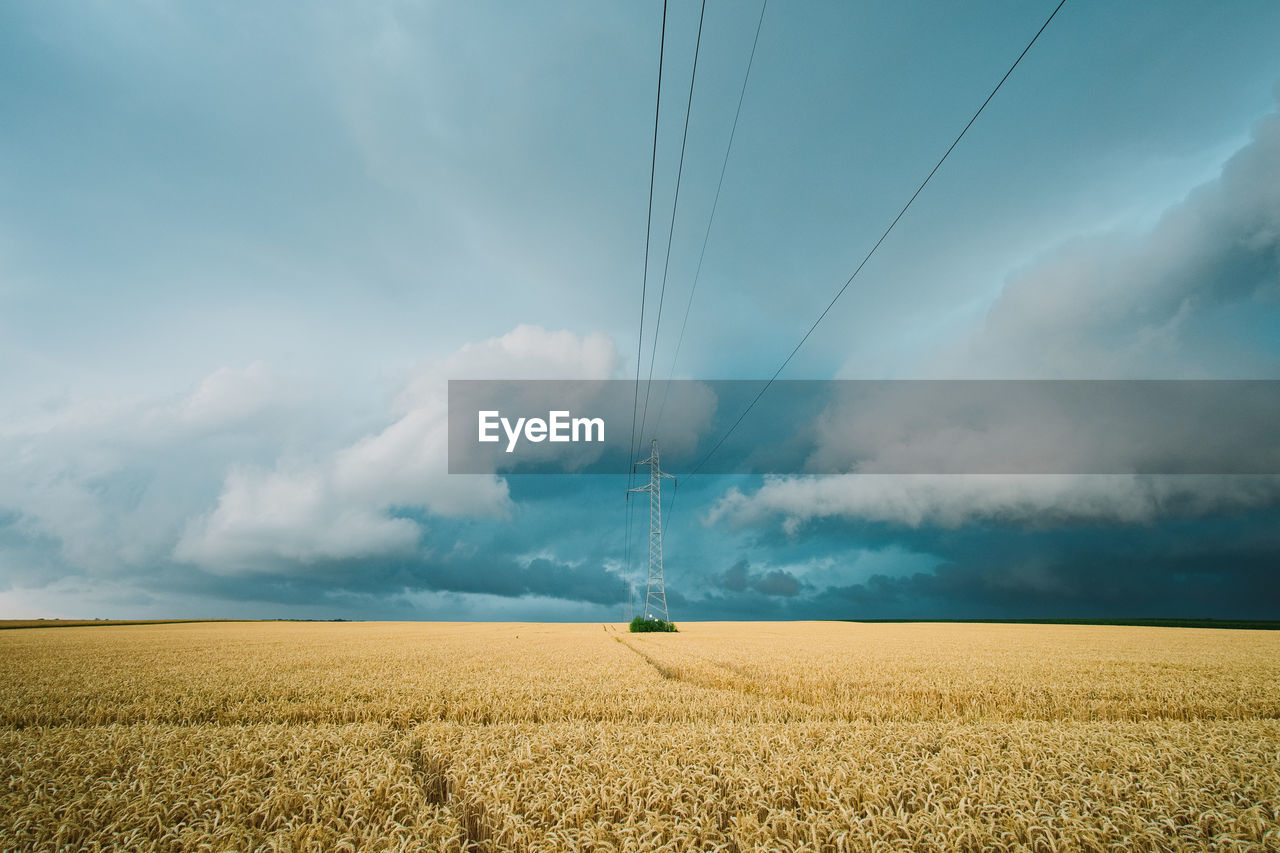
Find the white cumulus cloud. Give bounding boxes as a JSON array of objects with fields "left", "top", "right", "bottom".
[
  {"left": 174, "top": 325, "right": 622, "bottom": 571},
  {"left": 708, "top": 474, "right": 1280, "bottom": 533}
]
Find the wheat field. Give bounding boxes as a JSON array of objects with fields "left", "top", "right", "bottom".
[{"left": 2, "top": 620, "right": 1278, "bottom": 851}]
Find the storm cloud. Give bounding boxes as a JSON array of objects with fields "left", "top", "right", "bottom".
[
  {"left": 3, "top": 3, "right": 1279, "bottom": 620},
  {"left": 715, "top": 94, "right": 1280, "bottom": 535},
  {"left": 719, "top": 559, "right": 803, "bottom": 597},
  {"left": 955, "top": 90, "right": 1280, "bottom": 379}
]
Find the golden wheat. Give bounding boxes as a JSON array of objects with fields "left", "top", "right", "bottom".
[{"left": 2, "top": 621, "right": 1278, "bottom": 851}]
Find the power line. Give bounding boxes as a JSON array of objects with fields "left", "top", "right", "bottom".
[
  {"left": 661, "top": 478, "right": 678, "bottom": 536},
  {"left": 627, "top": 0, "right": 669, "bottom": 468},
  {"left": 638, "top": 0, "right": 708, "bottom": 450},
  {"left": 625, "top": 0, "right": 669, "bottom": 612},
  {"left": 655, "top": 0, "right": 769, "bottom": 437},
  {"left": 688, "top": 0, "right": 1068, "bottom": 477},
  {"left": 623, "top": 488, "right": 634, "bottom": 617}
]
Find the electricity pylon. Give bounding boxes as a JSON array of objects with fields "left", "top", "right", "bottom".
[{"left": 627, "top": 439, "right": 676, "bottom": 623}]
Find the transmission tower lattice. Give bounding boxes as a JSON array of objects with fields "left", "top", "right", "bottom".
[{"left": 628, "top": 439, "right": 676, "bottom": 623}]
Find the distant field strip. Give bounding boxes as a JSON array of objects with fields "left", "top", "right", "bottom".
[{"left": 2, "top": 621, "right": 1278, "bottom": 850}]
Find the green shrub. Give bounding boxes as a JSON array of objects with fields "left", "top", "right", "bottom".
[{"left": 630, "top": 617, "right": 677, "bottom": 633}]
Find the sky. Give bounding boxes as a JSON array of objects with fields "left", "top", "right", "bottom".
[{"left": 2, "top": 0, "right": 1279, "bottom": 621}]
